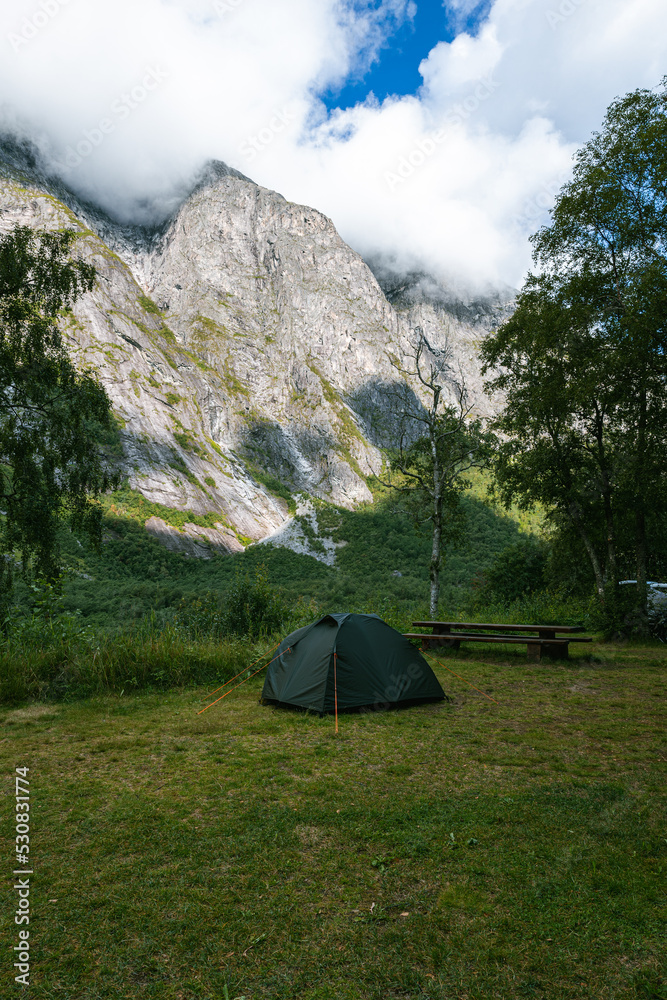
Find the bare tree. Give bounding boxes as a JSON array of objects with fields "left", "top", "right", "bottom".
[{"left": 382, "top": 327, "right": 493, "bottom": 618}]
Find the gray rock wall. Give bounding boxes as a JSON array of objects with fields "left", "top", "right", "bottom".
[{"left": 0, "top": 155, "right": 507, "bottom": 552}]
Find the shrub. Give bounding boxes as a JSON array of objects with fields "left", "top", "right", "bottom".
[
  {"left": 648, "top": 605, "right": 667, "bottom": 642},
  {"left": 483, "top": 536, "right": 548, "bottom": 603},
  {"left": 172, "top": 567, "right": 292, "bottom": 641},
  {"left": 457, "top": 587, "right": 594, "bottom": 629}
]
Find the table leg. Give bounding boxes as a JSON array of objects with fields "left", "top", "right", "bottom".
[
  {"left": 543, "top": 642, "right": 569, "bottom": 661},
  {"left": 423, "top": 636, "right": 460, "bottom": 650}
]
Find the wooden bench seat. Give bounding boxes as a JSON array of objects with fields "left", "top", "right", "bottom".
[{"left": 403, "top": 630, "right": 591, "bottom": 662}]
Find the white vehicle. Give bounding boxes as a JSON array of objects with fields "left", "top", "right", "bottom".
[{"left": 619, "top": 581, "right": 667, "bottom": 609}]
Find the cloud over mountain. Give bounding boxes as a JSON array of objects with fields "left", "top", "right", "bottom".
[{"left": 1, "top": 0, "right": 665, "bottom": 292}]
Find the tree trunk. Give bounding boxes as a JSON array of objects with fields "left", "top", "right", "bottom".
[
  {"left": 603, "top": 495, "right": 618, "bottom": 588},
  {"left": 430, "top": 436, "right": 442, "bottom": 620},
  {"left": 430, "top": 518, "right": 441, "bottom": 619},
  {"left": 569, "top": 503, "right": 605, "bottom": 597},
  {"left": 635, "top": 507, "right": 648, "bottom": 610},
  {"left": 594, "top": 410, "right": 618, "bottom": 589},
  {"left": 634, "top": 385, "right": 648, "bottom": 612}
]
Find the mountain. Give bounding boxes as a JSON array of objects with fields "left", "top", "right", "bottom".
[{"left": 0, "top": 139, "right": 512, "bottom": 556}]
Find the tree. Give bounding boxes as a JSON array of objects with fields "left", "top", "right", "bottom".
[
  {"left": 480, "top": 80, "right": 667, "bottom": 613},
  {"left": 0, "top": 225, "right": 117, "bottom": 586},
  {"left": 382, "top": 328, "right": 493, "bottom": 618}
]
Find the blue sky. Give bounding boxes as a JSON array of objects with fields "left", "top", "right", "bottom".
[{"left": 322, "top": 1, "right": 493, "bottom": 111}]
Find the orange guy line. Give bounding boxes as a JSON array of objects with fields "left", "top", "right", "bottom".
[
  {"left": 334, "top": 650, "right": 339, "bottom": 734},
  {"left": 197, "top": 647, "right": 283, "bottom": 715},
  {"left": 421, "top": 648, "right": 499, "bottom": 705},
  {"left": 201, "top": 641, "right": 280, "bottom": 701}
]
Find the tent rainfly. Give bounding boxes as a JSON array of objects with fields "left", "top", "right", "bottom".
[{"left": 261, "top": 613, "right": 446, "bottom": 713}]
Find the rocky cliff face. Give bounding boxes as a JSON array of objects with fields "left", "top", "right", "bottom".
[{"left": 0, "top": 143, "right": 510, "bottom": 555}]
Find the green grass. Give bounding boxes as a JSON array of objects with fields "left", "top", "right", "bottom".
[
  {"left": 1, "top": 642, "right": 664, "bottom": 999},
  {"left": 103, "top": 485, "right": 224, "bottom": 532}
]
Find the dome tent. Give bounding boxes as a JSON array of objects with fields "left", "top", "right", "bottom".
[{"left": 261, "top": 613, "right": 445, "bottom": 713}]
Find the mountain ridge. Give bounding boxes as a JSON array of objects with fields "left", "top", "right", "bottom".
[{"left": 0, "top": 135, "right": 509, "bottom": 559}]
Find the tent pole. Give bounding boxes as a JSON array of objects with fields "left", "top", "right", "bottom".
[{"left": 334, "top": 651, "right": 339, "bottom": 733}]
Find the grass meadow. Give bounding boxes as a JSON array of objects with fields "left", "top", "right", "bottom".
[{"left": 1, "top": 640, "right": 665, "bottom": 1000}]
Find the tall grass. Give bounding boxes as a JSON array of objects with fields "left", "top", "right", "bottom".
[
  {"left": 0, "top": 569, "right": 318, "bottom": 705},
  {"left": 0, "top": 622, "right": 260, "bottom": 704},
  {"left": 457, "top": 589, "right": 595, "bottom": 628}
]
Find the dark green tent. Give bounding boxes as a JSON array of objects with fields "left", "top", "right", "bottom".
[{"left": 261, "top": 613, "right": 445, "bottom": 713}]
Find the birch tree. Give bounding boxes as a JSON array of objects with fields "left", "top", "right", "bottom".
[
  {"left": 383, "top": 328, "right": 493, "bottom": 618},
  {"left": 0, "top": 225, "right": 117, "bottom": 587}
]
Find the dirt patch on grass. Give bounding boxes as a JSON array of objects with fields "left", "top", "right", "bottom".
[
  {"left": 295, "top": 824, "right": 334, "bottom": 849},
  {"left": 4, "top": 705, "right": 59, "bottom": 724}
]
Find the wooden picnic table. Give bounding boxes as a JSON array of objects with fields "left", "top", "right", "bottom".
[{"left": 404, "top": 621, "right": 591, "bottom": 662}]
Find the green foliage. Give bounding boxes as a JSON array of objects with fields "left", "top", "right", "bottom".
[
  {"left": 2, "top": 575, "right": 92, "bottom": 646},
  {"left": 648, "top": 604, "right": 667, "bottom": 642},
  {"left": 245, "top": 461, "right": 296, "bottom": 513},
  {"left": 53, "top": 476, "right": 552, "bottom": 629},
  {"left": 172, "top": 567, "right": 293, "bottom": 641},
  {"left": 0, "top": 468, "right": 545, "bottom": 640},
  {"left": 585, "top": 582, "right": 667, "bottom": 642},
  {"left": 0, "top": 563, "right": 317, "bottom": 703},
  {"left": 483, "top": 536, "right": 548, "bottom": 603},
  {"left": 461, "top": 587, "right": 594, "bottom": 629},
  {"left": 91, "top": 411, "right": 125, "bottom": 462},
  {"left": 1, "top": 467, "right": 605, "bottom": 684},
  {"left": 0, "top": 225, "right": 118, "bottom": 581},
  {"left": 103, "top": 484, "right": 224, "bottom": 531},
  {"left": 0, "top": 618, "right": 252, "bottom": 704},
  {"left": 137, "top": 294, "right": 161, "bottom": 315},
  {"left": 172, "top": 428, "right": 208, "bottom": 459}
]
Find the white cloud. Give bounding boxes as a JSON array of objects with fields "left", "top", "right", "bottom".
[{"left": 0, "top": 0, "right": 666, "bottom": 293}]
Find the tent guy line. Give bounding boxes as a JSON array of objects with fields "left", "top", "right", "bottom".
[
  {"left": 197, "top": 646, "right": 284, "bottom": 715},
  {"left": 334, "top": 650, "right": 339, "bottom": 734},
  {"left": 420, "top": 649, "right": 499, "bottom": 705},
  {"left": 200, "top": 640, "right": 280, "bottom": 702}
]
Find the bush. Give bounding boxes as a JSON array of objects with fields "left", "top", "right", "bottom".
[
  {"left": 458, "top": 587, "right": 594, "bottom": 629},
  {"left": 648, "top": 606, "right": 667, "bottom": 642},
  {"left": 574, "top": 583, "right": 667, "bottom": 641},
  {"left": 172, "top": 567, "right": 293, "bottom": 641},
  {"left": 483, "top": 536, "right": 548, "bottom": 603},
  {"left": 0, "top": 568, "right": 324, "bottom": 705}
]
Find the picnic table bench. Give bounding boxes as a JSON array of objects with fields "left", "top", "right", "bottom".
[{"left": 404, "top": 621, "right": 592, "bottom": 662}]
